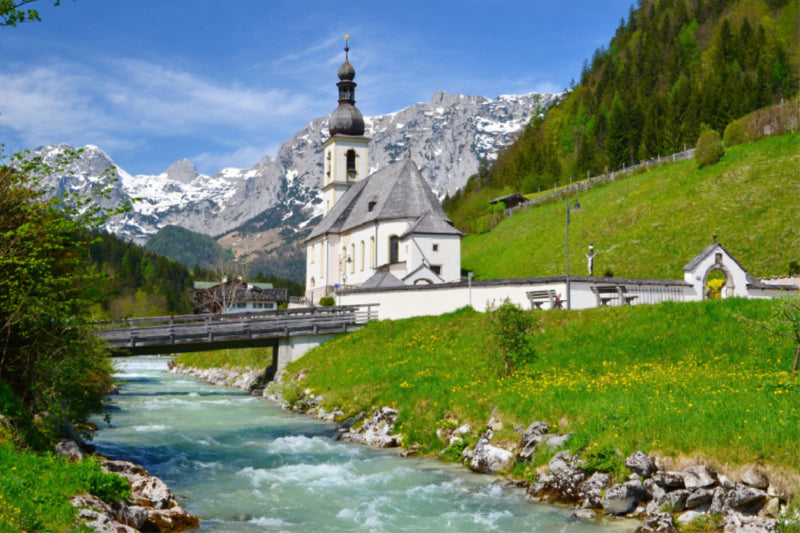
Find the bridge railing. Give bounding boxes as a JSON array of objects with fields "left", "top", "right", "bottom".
[{"left": 95, "top": 304, "right": 380, "bottom": 330}]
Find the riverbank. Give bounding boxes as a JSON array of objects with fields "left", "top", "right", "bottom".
[
  {"left": 173, "top": 359, "right": 795, "bottom": 532},
  {"left": 173, "top": 298, "right": 800, "bottom": 532}
]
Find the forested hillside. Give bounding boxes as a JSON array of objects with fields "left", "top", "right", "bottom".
[
  {"left": 445, "top": 0, "right": 799, "bottom": 232},
  {"left": 88, "top": 231, "right": 195, "bottom": 317},
  {"left": 145, "top": 225, "right": 234, "bottom": 271}
]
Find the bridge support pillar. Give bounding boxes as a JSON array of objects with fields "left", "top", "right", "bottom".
[{"left": 276, "top": 334, "right": 338, "bottom": 372}]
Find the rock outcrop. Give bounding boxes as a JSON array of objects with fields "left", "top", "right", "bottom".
[{"left": 56, "top": 435, "right": 198, "bottom": 532}]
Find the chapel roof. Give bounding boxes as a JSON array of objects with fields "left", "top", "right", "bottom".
[{"left": 306, "top": 158, "right": 454, "bottom": 240}]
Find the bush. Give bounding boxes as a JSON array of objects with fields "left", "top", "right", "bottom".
[
  {"left": 486, "top": 299, "right": 538, "bottom": 374},
  {"left": 723, "top": 119, "right": 746, "bottom": 147},
  {"left": 319, "top": 296, "right": 335, "bottom": 307},
  {"left": 696, "top": 127, "right": 724, "bottom": 168},
  {"left": 582, "top": 443, "right": 628, "bottom": 479}
]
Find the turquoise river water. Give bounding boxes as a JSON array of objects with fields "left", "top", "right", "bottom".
[{"left": 93, "top": 356, "right": 636, "bottom": 532}]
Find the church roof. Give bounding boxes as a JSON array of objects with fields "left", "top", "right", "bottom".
[
  {"left": 400, "top": 212, "right": 463, "bottom": 238},
  {"left": 306, "top": 158, "right": 452, "bottom": 240},
  {"left": 359, "top": 271, "right": 406, "bottom": 289}
]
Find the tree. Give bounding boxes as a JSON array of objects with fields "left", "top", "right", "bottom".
[
  {"left": 486, "top": 299, "right": 538, "bottom": 375},
  {"left": 0, "top": 147, "right": 127, "bottom": 442},
  {"left": 695, "top": 126, "right": 724, "bottom": 168},
  {"left": 0, "top": 0, "right": 69, "bottom": 26}
]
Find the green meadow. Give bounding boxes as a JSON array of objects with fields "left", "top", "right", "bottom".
[
  {"left": 462, "top": 133, "right": 800, "bottom": 281},
  {"left": 280, "top": 299, "right": 799, "bottom": 489}
]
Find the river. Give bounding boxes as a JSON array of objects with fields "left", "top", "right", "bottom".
[{"left": 93, "top": 356, "right": 635, "bottom": 532}]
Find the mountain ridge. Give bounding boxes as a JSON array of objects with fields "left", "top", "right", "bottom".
[{"left": 31, "top": 90, "right": 556, "bottom": 249}]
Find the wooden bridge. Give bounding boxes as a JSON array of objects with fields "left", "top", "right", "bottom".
[{"left": 96, "top": 305, "right": 378, "bottom": 370}]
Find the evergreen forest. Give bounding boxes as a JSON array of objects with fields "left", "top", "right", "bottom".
[{"left": 444, "top": 0, "right": 799, "bottom": 233}]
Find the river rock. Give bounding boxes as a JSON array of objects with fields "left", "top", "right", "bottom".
[
  {"left": 635, "top": 512, "right": 678, "bottom": 533},
  {"left": 676, "top": 510, "right": 705, "bottom": 527},
  {"left": 625, "top": 451, "right": 656, "bottom": 478},
  {"left": 542, "top": 433, "right": 572, "bottom": 450},
  {"left": 518, "top": 421, "right": 550, "bottom": 459},
  {"left": 72, "top": 494, "right": 138, "bottom": 533},
  {"left": 99, "top": 458, "right": 199, "bottom": 531},
  {"left": 662, "top": 489, "right": 690, "bottom": 512},
  {"left": 725, "top": 483, "right": 769, "bottom": 514},
  {"left": 680, "top": 465, "right": 717, "bottom": 489},
  {"left": 340, "top": 407, "right": 399, "bottom": 448},
  {"left": 602, "top": 480, "right": 645, "bottom": 515},
  {"left": 469, "top": 431, "right": 513, "bottom": 474},
  {"left": 723, "top": 514, "right": 778, "bottom": 533},
  {"left": 651, "top": 471, "right": 685, "bottom": 489},
  {"left": 530, "top": 451, "right": 587, "bottom": 502},
  {"left": 578, "top": 472, "right": 611, "bottom": 509},
  {"left": 54, "top": 439, "right": 85, "bottom": 461},
  {"left": 685, "top": 487, "right": 714, "bottom": 509},
  {"left": 740, "top": 465, "right": 769, "bottom": 489}
]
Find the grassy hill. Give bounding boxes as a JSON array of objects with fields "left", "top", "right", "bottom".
[
  {"left": 280, "top": 298, "right": 799, "bottom": 485},
  {"left": 461, "top": 133, "right": 800, "bottom": 281}
]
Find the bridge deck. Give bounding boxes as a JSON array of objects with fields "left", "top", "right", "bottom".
[{"left": 96, "top": 305, "right": 377, "bottom": 355}]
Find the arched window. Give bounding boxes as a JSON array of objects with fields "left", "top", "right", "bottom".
[
  {"left": 389, "top": 235, "right": 399, "bottom": 264},
  {"left": 309, "top": 276, "right": 315, "bottom": 287},
  {"left": 346, "top": 149, "right": 357, "bottom": 180},
  {"left": 350, "top": 243, "right": 356, "bottom": 273},
  {"left": 369, "top": 237, "right": 375, "bottom": 268},
  {"left": 359, "top": 240, "right": 365, "bottom": 271}
]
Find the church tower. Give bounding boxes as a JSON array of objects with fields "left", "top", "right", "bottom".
[{"left": 321, "top": 36, "right": 370, "bottom": 215}]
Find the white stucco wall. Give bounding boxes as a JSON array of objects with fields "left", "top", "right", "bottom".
[
  {"left": 403, "top": 233, "right": 461, "bottom": 282},
  {"left": 339, "top": 279, "right": 697, "bottom": 320}
]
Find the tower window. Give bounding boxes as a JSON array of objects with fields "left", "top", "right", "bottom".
[
  {"left": 389, "top": 235, "right": 399, "bottom": 264},
  {"left": 346, "top": 149, "right": 357, "bottom": 180},
  {"left": 432, "top": 244, "right": 439, "bottom": 252}
]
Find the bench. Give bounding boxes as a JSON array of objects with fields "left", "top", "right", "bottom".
[
  {"left": 591, "top": 285, "right": 638, "bottom": 307},
  {"left": 526, "top": 289, "right": 561, "bottom": 310}
]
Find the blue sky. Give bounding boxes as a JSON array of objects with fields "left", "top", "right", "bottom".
[{"left": 0, "top": 0, "right": 633, "bottom": 175}]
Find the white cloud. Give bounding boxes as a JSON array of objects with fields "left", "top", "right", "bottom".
[{"left": 0, "top": 58, "right": 322, "bottom": 152}]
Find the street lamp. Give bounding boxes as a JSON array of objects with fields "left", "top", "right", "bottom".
[{"left": 565, "top": 198, "right": 582, "bottom": 310}]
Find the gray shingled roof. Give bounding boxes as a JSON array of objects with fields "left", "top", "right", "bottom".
[
  {"left": 359, "top": 271, "right": 406, "bottom": 289},
  {"left": 400, "top": 212, "right": 463, "bottom": 238},
  {"left": 307, "top": 158, "right": 450, "bottom": 241}
]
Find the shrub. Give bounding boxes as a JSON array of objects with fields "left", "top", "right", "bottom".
[
  {"left": 723, "top": 119, "right": 747, "bottom": 147},
  {"left": 319, "top": 296, "right": 335, "bottom": 307},
  {"left": 582, "top": 443, "right": 628, "bottom": 479},
  {"left": 789, "top": 261, "right": 800, "bottom": 276},
  {"left": 696, "top": 127, "right": 724, "bottom": 168},
  {"left": 486, "top": 299, "right": 538, "bottom": 374}
]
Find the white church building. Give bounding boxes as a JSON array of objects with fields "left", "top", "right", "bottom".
[{"left": 304, "top": 41, "right": 463, "bottom": 303}]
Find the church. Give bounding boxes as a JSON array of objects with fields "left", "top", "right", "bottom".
[{"left": 304, "top": 40, "right": 463, "bottom": 303}]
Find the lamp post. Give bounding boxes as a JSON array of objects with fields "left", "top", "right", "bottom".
[{"left": 565, "top": 198, "right": 582, "bottom": 310}]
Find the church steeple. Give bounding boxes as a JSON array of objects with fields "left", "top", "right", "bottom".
[
  {"left": 329, "top": 35, "right": 365, "bottom": 136},
  {"left": 321, "top": 36, "right": 370, "bottom": 215}
]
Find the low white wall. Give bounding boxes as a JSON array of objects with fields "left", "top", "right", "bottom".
[{"left": 339, "top": 277, "right": 696, "bottom": 321}]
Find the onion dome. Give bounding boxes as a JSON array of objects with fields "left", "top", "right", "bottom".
[
  {"left": 329, "top": 35, "right": 365, "bottom": 136},
  {"left": 329, "top": 104, "right": 365, "bottom": 136},
  {"left": 338, "top": 59, "right": 355, "bottom": 81}
]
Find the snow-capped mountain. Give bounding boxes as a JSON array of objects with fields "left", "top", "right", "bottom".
[{"left": 32, "top": 90, "right": 558, "bottom": 244}]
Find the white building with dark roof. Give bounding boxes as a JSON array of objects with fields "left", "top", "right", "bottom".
[{"left": 305, "top": 40, "right": 463, "bottom": 303}]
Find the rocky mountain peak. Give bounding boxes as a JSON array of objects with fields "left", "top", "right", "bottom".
[{"left": 165, "top": 159, "right": 199, "bottom": 184}]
